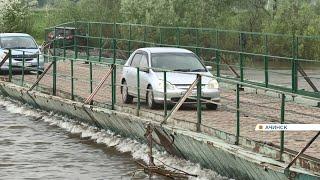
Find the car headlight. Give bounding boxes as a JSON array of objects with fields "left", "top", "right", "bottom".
[
  {"left": 206, "top": 79, "right": 219, "bottom": 89},
  {"left": 158, "top": 80, "right": 176, "bottom": 90}
]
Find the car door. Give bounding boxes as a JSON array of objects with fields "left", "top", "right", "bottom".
[
  {"left": 138, "top": 53, "right": 150, "bottom": 99},
  {"left": 127, "top": 52, "right": 142, "bottom": 96}
]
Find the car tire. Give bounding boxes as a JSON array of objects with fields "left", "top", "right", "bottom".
[
  {"left": 146, "top": 86, "right": 158, "bottom": 109},
  {"left": 121, "top": 80, "right": 133, "bottom": 104},
  {"left": 37, "top": 69, "right": 44, "bottom": 75},
  {"left": 206, "top": 103, "right": 218, "bottom": 110}
]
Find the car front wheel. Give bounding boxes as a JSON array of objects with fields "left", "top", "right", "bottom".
[
  {"left": 206, "top": 103, "right": 218, "bottom": 110},
  {"left": 121, "top": 80, "right": 133, "bottom": 104},
  {"left": 146, "top": 86, "right": 158, "bottom": 109}
]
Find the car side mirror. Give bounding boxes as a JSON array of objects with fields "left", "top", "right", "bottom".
[
  {"left": 206, "top": 66, "right": 213, "bottom": 71},
  {"left": 140, "top": 67, "right": 149, "bottom": 73}
]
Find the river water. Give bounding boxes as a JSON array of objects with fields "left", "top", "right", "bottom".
[{"left": 0, "top": 97, "right": 226, "bottom": 180}]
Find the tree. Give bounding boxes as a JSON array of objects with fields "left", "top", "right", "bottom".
[{"left": 0, "top": 0, "right": 37, "bottom": 32}]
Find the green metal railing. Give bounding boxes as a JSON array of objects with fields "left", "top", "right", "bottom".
[{"left": 44, "top": 21, "right": 320, "bottom": 99}]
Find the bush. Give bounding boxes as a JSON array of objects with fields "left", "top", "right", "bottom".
[{"left": 0, "top": 0, "right": 37, "bottom": 33}]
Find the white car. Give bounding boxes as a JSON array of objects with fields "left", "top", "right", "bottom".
[
  {"left": 121, "top": 47, "right": 220, "bottom": 110},
  {"left": 0, "top": 33, "right": 44, "bottom": 72}
]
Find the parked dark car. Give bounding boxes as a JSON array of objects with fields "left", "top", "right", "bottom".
[{"left": 47, "top": 27, "right": 86, "bottom": 49}]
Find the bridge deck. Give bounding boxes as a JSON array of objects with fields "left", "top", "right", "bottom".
[{"left": 7, "top": 61, "right": 320, "bottom": 159}]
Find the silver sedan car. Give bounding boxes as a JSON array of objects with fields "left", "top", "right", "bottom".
[
  {"left": 121, "top": 47, "right": 220, "bottom": 110},
  {"left": 0, "top": 33, "right": 44, "bottom": 72}
]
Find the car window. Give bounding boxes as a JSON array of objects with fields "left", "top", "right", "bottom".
[
  {"left": 151, "top": 53, "right": 206, "bottom": 72},
  {"left": 139, "top": 54, "right": 148, "bottom": 68},
  {"left": 130, "top": 53, "right": 142, "bottom": 67},
  {"left": 0, "top": 36, "right": 38, "bottom": 49},
  {"left": 55, "top": 29, "right": 74, "bottom": 36}
]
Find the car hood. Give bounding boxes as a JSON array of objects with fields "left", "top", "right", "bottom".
[
  {"left": 11, "top": 49, "right": 39, "bottom": 56},
  {"left": 155, "top": 71, "right": 214, "bottom": 85},
  {"left": 0, "top": 48, "right": 39, "bottom": 56}
]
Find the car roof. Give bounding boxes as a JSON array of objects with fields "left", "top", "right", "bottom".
[
  {"left": 55, "top": 27, "right": 77, "bottom": 30},
  {"left": 138, "top": 47, "right": 193, "bottom": 54},
  {"left": 0, "top": 33, "right": 33, "bottom": 38}
]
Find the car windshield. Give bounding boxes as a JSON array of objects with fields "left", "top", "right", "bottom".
[
  {"left": 151, "top": 53, "right": 206, "bottom": 72},
  {"left": 0, "top": 36, "right": 38, "bottom": 49},
  {"left": 55, "top": 29, "right": 74, "bottom": 36}
]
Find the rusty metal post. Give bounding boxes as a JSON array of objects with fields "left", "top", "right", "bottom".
[
  {"left": 285, "top": 131, "right": 320, "bottom": 171},
  {"left": 146, "top": 123, "right": 155, "bottom": 166}
]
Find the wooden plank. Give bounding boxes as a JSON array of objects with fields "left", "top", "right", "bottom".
[
  {"left": 225, "top": 60, "right": 240, "bottom": 78},
  {"left": 162, "top": 76, "right": 199, "bottom": 124},
  {"left": 28, "top": 61, "right": 54, "bottom": 91},
  {"left": 84, "top": 65, "right": 114, "bottom": 104},
  {"left": 40, "top": 41, "right": 53, "bottom": 52},
  {"left": 0, "top": 51, "right": 9, "bottom": 68},
  {"left": 297, "top": 64, "right": 319, "bottom": 92},
  {"left": 220, "top": 56, "right": 240, "bottom": 78},
  {"left": 285, "top": 131, "right": 320, "bottom": 170}
]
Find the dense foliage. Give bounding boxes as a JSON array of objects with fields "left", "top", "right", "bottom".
[
  {"left": 2, "top": 0, "right": 320, "bottom": 38},
  {"left": 0, "top": 0, "right": 37, "bottom": 33},
  {"left": 37, "top": 0, "right": 320, "bottom": 35}
]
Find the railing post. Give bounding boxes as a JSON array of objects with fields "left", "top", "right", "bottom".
[
  {"left": 164, "top": 71, "right": 168, "bottom": 117},
  {"left": 113, "top": 22, "right": 116, "bottom": 39},
  {"left": 292, "top": 36, "right": 298, "bottom": 93},
  {"left": 239, "top": 33, "right": 245, "bottom": 82},
  {"left": 137, "top": 67, "right": 140, "bottom": 116},
  {"left": 21, "top": 51, "right": 25, "bottom": 86},
  {"left": 86, "top": 22, "right": 90, "bottom": 61},
  {"left": 215, "top": 30, "right": 219, "bottom": 48},
  {"left": 216, "top": 50, "right": 220, "bottom": 77},
  {"left": 8, "top": 49, "right": 12, "bottom": 82},
  {"left": 215, "top": 30, "right": 220, "bottom": 77},
  {"left": 280, "top": 93, "right": 286, "bottom": 160},
  {"left": 264, "top": 35, "right": 269, "bottom": 88},
  {"left": 89, "top": 61, "right": 93, "bottom": 94},
  {"left": 74, "top": 21, "right": 78, "bottom": 60},
  {"left": 112, "top": 64, "right": 117, "bottom": 109},
  {"left": 128, "top": 24, "right": 132, "bottom": 57},
  {"left": 71, "top": 59, "right": 74, "bottom": 100},
  {"left": 295, "top": 36, "right": 299, "bottom": 92},
  {"left": 99, "top": 22, "right": 103, "bottom": 62},
  {"left": 196, "top": 74, "right": 202, "bottom": 132},
  {"left": 176, "top": 27, "right": 180, "bottom": 47},
  {"left": 53, "top": 40, "right": 57, "bottom": 96},
  {"left": 63, "top": 27, "right": 66, "bottom": 60},
  {"left": 143, "top": 26, "right": 147, "bottom": 47},
  {"left": 236, "top": 83, "right": 240, "bottom": 145},
  {"left": 111, "top": 38, "right": 117, "bottom": 110},
  {"left": 159, "top": 27, "right": 163, "bottom": 46},
  {"left": 37, "top": 53, "right": 40, "bottom": 79},
  {"left": 195, "top": 29, "right": 200, "bottom": 56}
]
